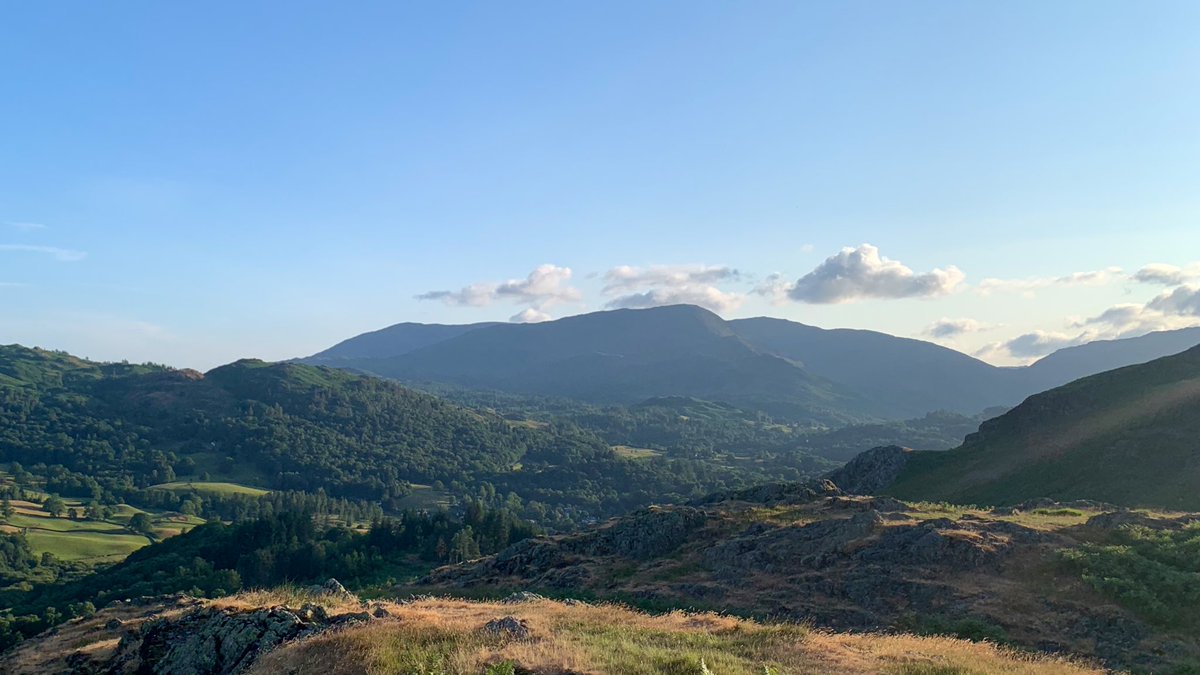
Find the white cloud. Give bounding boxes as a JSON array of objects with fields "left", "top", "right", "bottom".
[
  {"left": 977, "top": 267, "right": 1123, "bottom": 296},
  {"left": 751, "top": 273, "right": 790, "bottom": 305},
  {"left": 924, "top": 317, "right": 995, "bottom": 339},
  {"left": 510, "top": 308, "right": 552, "bottom": 323},
  {"left": 780, "top": 244, "right": 964, "bottom": 304},
  {"left": 5, "top": 222, "right": 46, "bottom": 231},
  {"left": 416, "top": 264, "right": 582, "bottom": 314},
  {"left": 601, "top": 264, "right": 743, "bottom": 313},
  {"left": 1132, "top": 263, "right": 1200, "bottom": 286},
  {"left": 1082, "top": 307, "right": 1194, "bottom": 339},
  {"left": 800, "top": 243, "right": 815, "bottom": 253},
  {"left": 1147, "top": 284, "right": 1200, "bottom": 317},
  {"left": 975, "top": 330, "right": 1088, "bottom": 362},
  {"left": 979, "top": 282, "right": 1200, "bottom": 364},
  {"left": 605, "top": 286, "right": 744, "bottom": 313},
  {"left": 602, "top": 265, "right": 739, "bottom": 293},
  {"left": 0, "top": 244, "right": 87, "bottom": 261},
  {"left": 1074, "top": 285, "right": 1200, "bottom": 337}
]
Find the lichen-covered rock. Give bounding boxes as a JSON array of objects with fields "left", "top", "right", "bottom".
[
  {"left": 571, "top": 505, "right": 707, "bottom": 560},
  {"left": 482, "top": 616, "right": 531, "bottom": 640},
  {"left": 827, "top": 445, "right": 913, "bottom": 495},
  {"left": 500, "top": 591, "right": 545, "bottom": 604},
  {"left": 102, "top": 602, "right": 372, "bottom": 674},
  {"left": 305, "top": 577, "right": 356, "bottom": 601}
]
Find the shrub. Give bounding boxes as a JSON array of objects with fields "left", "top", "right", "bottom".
[{"left": 1059, "top": 522, "right": 1200, "bottom": 629}]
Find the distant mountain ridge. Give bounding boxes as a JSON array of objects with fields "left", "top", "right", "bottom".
[
  {"left": 309, "top": 305, "right": 868, "bottom": 424},
  {"left": 1022, "top": 325, "right": 1200, "bottom": 391},
  {"left": 727, "top": 317, "right": 1029, "bottom": 417},
  {"left": 304, "top": 305, "right": 1200, "bottom": 421},
  {"left": 310, "top": 321, "right": 502, "bottom": 361}
]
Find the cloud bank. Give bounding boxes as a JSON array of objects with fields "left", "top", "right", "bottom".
[
  {"left": 5, "top": 221, "right": 46, "bottom": 231},
  {"left": 417, "top": 264, "right": 582, "bottom": 318},
  {"left": 602, "top": 264, "right": 743, "bottom": 313},
  {"left": 777, "top": 244, "right": 964, "bottom": 304},
  {"left": 977, "top": 267, "right": 1123, "bottom": 296},
  {"left": 925, "top": 318, "right": 994, "bottom": 339},
  {"left": 0, "top": 244, "right": 87, "bottom": 262}
]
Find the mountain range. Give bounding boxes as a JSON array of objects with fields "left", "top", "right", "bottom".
[{"left": 305, "top": 305, "right": 1200, "bottom": 423}]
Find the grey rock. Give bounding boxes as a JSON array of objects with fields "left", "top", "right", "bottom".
[
  {"left": 101, "top": 602, "right": 377, "bottom": 674},
  {"left": 296, "top": 603, "right": 327, "bottom": 623},
  {"left": 827, "top": 446, "right": 913, "bottom": 495},
  {"left": 305, "top": 577, "right": 356, "bottom": 601},
  {"left": 331, "top": 611, "right": 372, "bottom": 626},
  {"left": 500, "top": 591, "right": 545, "bottom": 604},
  {"left": 573, "top": 505, "right": 707, "bottom": 560},
  {"left": 482, "top": 616, "right": 531, "bottom": 640}
]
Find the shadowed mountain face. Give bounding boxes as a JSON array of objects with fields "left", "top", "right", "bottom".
[
  {"left": 306, "top": 305, "right": 870, "bottom": 424},
  {"left": 727, "top": 317, "right": 1030, "bottom": 417},
  {"left": 884, "top": 344, "right": 1200, "bottom": 509},
  {"left": 308, "top": 322, "right": 502, "bottom": 362},
  {"left": 305, "top": 305, "right": 1200, "bottom": 422}
]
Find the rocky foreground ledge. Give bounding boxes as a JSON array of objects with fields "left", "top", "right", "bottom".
[
  {"left": 2, "top": 581, "right": 391, "bottom": 675},
  {"left": 2, "top": 590, "right": 1102, "bottom": 675},
  {"left": 419, "top": 479, "right": 1200, "bottom": 672}
]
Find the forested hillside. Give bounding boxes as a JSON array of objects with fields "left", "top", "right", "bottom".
[{"left": 0, "top": 345, "right": 834, "bottom": 528}]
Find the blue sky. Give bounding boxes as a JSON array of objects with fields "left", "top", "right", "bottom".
[{"left": 2, "top": 1, "right": 1198, "bottom": 368}]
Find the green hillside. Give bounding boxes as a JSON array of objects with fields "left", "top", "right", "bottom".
[
  {"left": 887, "top": 344, "right": 1200, "bottom": 509},
  {"left": 0, "top": 345, "right": 827, "bottom": 527}
]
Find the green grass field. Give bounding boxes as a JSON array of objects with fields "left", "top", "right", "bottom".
[
  {"left": 612, "top": 445, "right": 663, "bottom": 459},
  {"left": 390, "top": 483, "right": 453, "bottom": 510},
  {"left": 24, "top": 529, "right": 150, "bottom": 562},
  {"left": 149, "top": 481, "right": 270, "bottom": 497},
  {"left": 6, "top": 512, "right": 126, "bottom": 533},
  {"left": 2, "top": 468, "right": 212, "bottom": 564},
  {"left": 3, "top": 489, "right": 205, "bottom": 564}
]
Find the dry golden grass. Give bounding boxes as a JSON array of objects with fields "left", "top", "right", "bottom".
[{"left": 249, "top": 597, "right": 1103, "bottom": 675}]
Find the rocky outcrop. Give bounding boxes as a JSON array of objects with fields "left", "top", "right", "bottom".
[
  {"left": 102, "top": 601, "right": 373, "bottom": 674},
  {"left": 691, "top": 479, "right": 842, "bottom": 506},
  {"left": 305, "top": 577, "right": 356, "bottom": 601},
  {"left": 573, "top": 505, "right": 707, "bottom": 560},
  {"left": 423, "top": 505, "right": 707, "bottom": 589},
  {"left": 827, "top": 445, "right": 912, "bottom": 494}
]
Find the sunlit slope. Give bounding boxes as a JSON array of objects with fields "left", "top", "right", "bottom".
[{"left": 888, "top": 344, "right": 1200, "bottom": 509}]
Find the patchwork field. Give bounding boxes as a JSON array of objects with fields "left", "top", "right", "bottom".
[
  {"left": 612, "top": 445, "right": 664, "bottom": 459},
  {"left": 149, "top": 481, "right": 270, "bottom": 497},
  {"left": 2, "top": 479, "right": 205, "bottom": 564}
]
